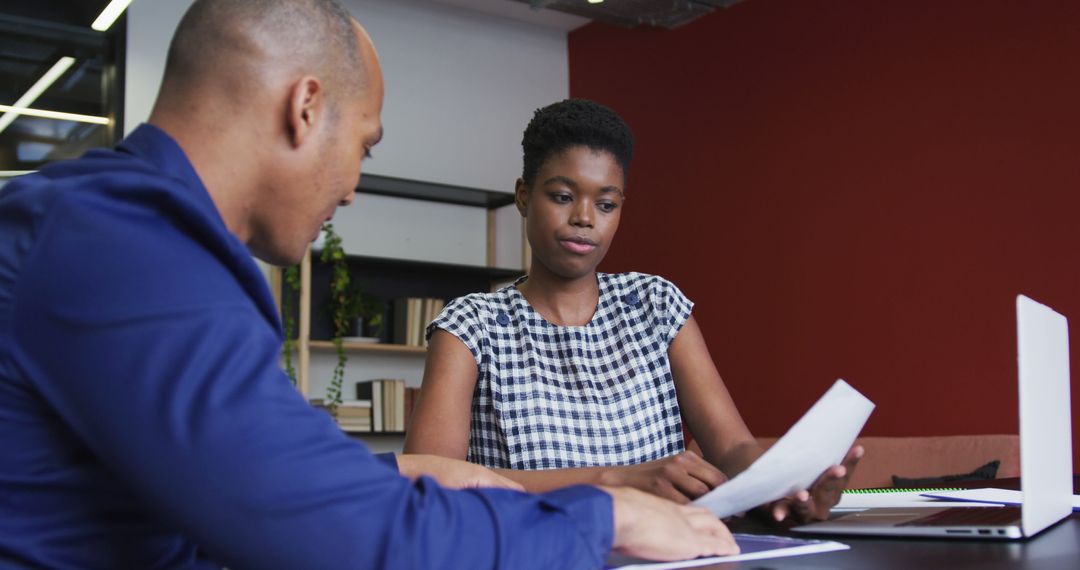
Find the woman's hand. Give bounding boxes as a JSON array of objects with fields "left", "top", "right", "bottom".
[
  {"left": 599, "top": 450, "right": 728, "bottom": 504},
  {"left": 769, "top": 444, "right": 864, "bottom": 522}
]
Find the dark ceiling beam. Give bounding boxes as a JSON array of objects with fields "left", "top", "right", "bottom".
[{"left": 0, "top": 14, "right": 106, "bottom": 52}]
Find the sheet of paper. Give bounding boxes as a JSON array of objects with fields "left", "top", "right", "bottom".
[
  {"left": 606, "top": 533, "right": 849, "bottom": 569},
  {"left": 921, "top": 488, "right": 1080, "bottom": 511},
  {"left": 692, "top": 379, "right": 874, "bottom": 518},
  {"left": 834, "top": 491, "right": 1004, "bottom": 510}
]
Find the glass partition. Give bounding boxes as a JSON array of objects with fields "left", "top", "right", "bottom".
[{"left": 0, "top": 2, "right": 125, "bottom": 185}]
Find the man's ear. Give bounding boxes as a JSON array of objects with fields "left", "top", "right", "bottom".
[
  {"left": 286, "top": 76, "right": 323, "bottom": 148},
  {"left": 514, "top": 178, "right": 528, "bottom": 217}
]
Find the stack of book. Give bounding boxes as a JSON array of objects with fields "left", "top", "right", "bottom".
[
  {"left": 310, "top": 399, "right": 373, "bottom": 433},
  {"left": 335, "top": 400, "right": 373, "bottom": 432},
  {"left": 392, "top": 297, "right": 445, "bottom": 347}
]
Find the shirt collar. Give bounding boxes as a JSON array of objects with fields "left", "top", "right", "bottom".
[
  {"left": 114, "top": 124, "right": 281, "bottom": 334},
  {"left": 116, "top": 123, "right": 234, "bottom": 252},
  {"left": 117, "top": 123, "right": 208, "bottom": 199}
]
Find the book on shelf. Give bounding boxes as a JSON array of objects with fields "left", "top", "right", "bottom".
[
  {"left": 394, "top": 380, "right": 405, "bottom": 431},
  {"left": 309, "top": 398, "right": 371, "bottom": 410},
  {"left": 410, "top": 297, "right": 423, "bottom": 346},
  {"left": 383, "top": 379, "right": 395, "bottom": 432},
  {"left": 337, "top": 414, "right": 372, "bottom": 432},
  {"left": 336, "top": 403, "right": 372, "bottom": 418},
  {"left": 357, "top": 379, "right": 408, "bottom": 432},
  {"left": 309, "top": 398, "right": 373, "bottom": 432},
  {"left": 424, "top": 298, "right": 444, "bottom": 346},
  {"left": 392, "top": 297, "right": 446, "bottom": 347}
]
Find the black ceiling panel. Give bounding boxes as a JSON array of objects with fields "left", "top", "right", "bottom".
[{"left": 509, "top": 0, "right": 744, "bottom": 29}]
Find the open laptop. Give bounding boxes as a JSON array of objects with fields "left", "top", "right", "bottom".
[{"left": 793, "top": 295, "right": 1073, "bottom": 540}]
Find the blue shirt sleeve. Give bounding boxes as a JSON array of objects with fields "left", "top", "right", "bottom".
[
  {"left": 375, "top": 451, "right": 399, "bottom": 471},
  {"left": 9, "top": 190, "right": 613, "bottom": 569}
]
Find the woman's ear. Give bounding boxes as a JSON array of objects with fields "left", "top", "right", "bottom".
[
  {"left": 285, "top": 76, "right": 323, "bottom": 148},
  {"left": 514, "top": 178, "right": 528, "bottom": 217}
]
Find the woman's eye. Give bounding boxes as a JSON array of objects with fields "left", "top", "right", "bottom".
[
  {"left": 597, "top": 201, "right": 618, "bottom": 213},
  {"left": 550, "top": 193, "right": 572, "bottom": 203}
]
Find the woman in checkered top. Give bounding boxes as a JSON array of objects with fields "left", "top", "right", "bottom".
[{"left": 405, "top": 99, "right": 860, "bottom": 521}]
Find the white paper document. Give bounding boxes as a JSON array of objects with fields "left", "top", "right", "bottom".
[
  {"left": 691, "top": 379, "right": 874, "bottom": 519},
  {"left": 606, "top": 533, "right": 849, "bottom": 569}
]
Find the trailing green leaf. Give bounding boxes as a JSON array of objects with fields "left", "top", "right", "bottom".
[
  {"left": 281, "top": 264, "right": 300, "bottom": 386},
  {"left": 320, "top": 223, "right": 350, "bottom": 418}
]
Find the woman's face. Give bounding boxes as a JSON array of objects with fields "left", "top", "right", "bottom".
[{"left": 516, "top": 145, "right": 625, "bottom": 281}]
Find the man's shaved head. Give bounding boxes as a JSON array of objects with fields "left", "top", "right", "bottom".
[
  {"left": 161, "top": 0, "right": 366, "bottom": 109},
  {"left": 150, "top": 0, "right": 384, "bottom": 266}
]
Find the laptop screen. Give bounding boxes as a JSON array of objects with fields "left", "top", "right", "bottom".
[{"left": 1016, "top": 294, "right": 1073, "bottom": 535}]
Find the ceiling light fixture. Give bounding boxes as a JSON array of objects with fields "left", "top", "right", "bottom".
[
  {"left": 0, "top": 105, "right": 110, "bottom": 125},
  {"left": 587, "top": 0, "right": 604, "bottom": 4},
  {"left": 0, "top": 171, "right": 36, "bottom": 178},
  {"left": 0, "top": 57, "right": 77, "bottom": 135},
  {"left": 91, "top": 0, "right": 136, "bottom": 32}
]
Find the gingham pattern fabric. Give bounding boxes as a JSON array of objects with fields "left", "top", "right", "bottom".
[{"left": 427, "top": 272, "right": 693, "bottom": 470}]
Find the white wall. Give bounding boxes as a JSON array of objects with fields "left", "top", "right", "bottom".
[
  {"left": 124, "top": 0, "right": 192, "bottom": 136},
  {"left": 347, "top": 0, "right": 569, "bottom": 192},
  {"left": 127, "top": 0, "right": 570, "bottom": 193}
]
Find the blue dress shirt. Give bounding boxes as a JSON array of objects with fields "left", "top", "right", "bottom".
[{"left": 0, "top": 124, "right": 613, "bottom": 569}]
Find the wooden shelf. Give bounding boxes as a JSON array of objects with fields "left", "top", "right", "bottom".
[
  {"left": 356, "top": 173, "right": 515, "bottom": 209},
  {"left": 308, "top": 340, "right": 426, "bottom": 354},
  {"left": 338, "top": 254, "right": 523, "bottom": 281}
]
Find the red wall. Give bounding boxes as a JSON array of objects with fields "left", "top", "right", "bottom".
[{"left": 569, "top": 0, "right": 1080, "bottom": 471}]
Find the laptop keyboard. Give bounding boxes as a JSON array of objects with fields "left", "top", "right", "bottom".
[{"left": 899, "top": 507, "right": 1022, "bottom": 527}]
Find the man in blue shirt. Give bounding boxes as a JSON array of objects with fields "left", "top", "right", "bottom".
[{"left": 0, "top": 0, "right": 735, "bottom": 568}]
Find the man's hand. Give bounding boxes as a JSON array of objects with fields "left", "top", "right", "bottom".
[
  {"left": 602, "top": 485, "right": 738, "bottom": 562},
  {"left": 396, "top": 454, "right": 525, "bottom": 491},
  {"left": 598, "top": 450, "right": 727, "bottom": 504},
  {"left": 770, "top": 444, "right": 864, "bottom": 522}
]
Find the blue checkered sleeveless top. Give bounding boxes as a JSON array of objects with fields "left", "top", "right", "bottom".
[{"left": 428, "top": 272, "right": 693, "bottom": 470}]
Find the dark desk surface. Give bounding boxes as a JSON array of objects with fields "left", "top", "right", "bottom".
[{"left": 698, "top": 477, "right": 1080, "bottom": 570}]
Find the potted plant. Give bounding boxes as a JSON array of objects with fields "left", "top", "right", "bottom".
[{"left": 340, "top": 282, "right": 386, "bottom": 340}]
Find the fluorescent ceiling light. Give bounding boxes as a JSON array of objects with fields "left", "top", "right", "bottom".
[
  {"left": 0, "top": 57, "right": 77, "bottom": 135},
  {"left": 91, "top": 0, "right": 135, "bottom": 32},
  {"left": 0, "top": 105, "right": 110, "bottom": 125},
  {"left": 588, "top": 0, "right": 604, "bottom": 4},
  {"left": 0, "top": 171, "right": 36, "bottom": 178}
]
